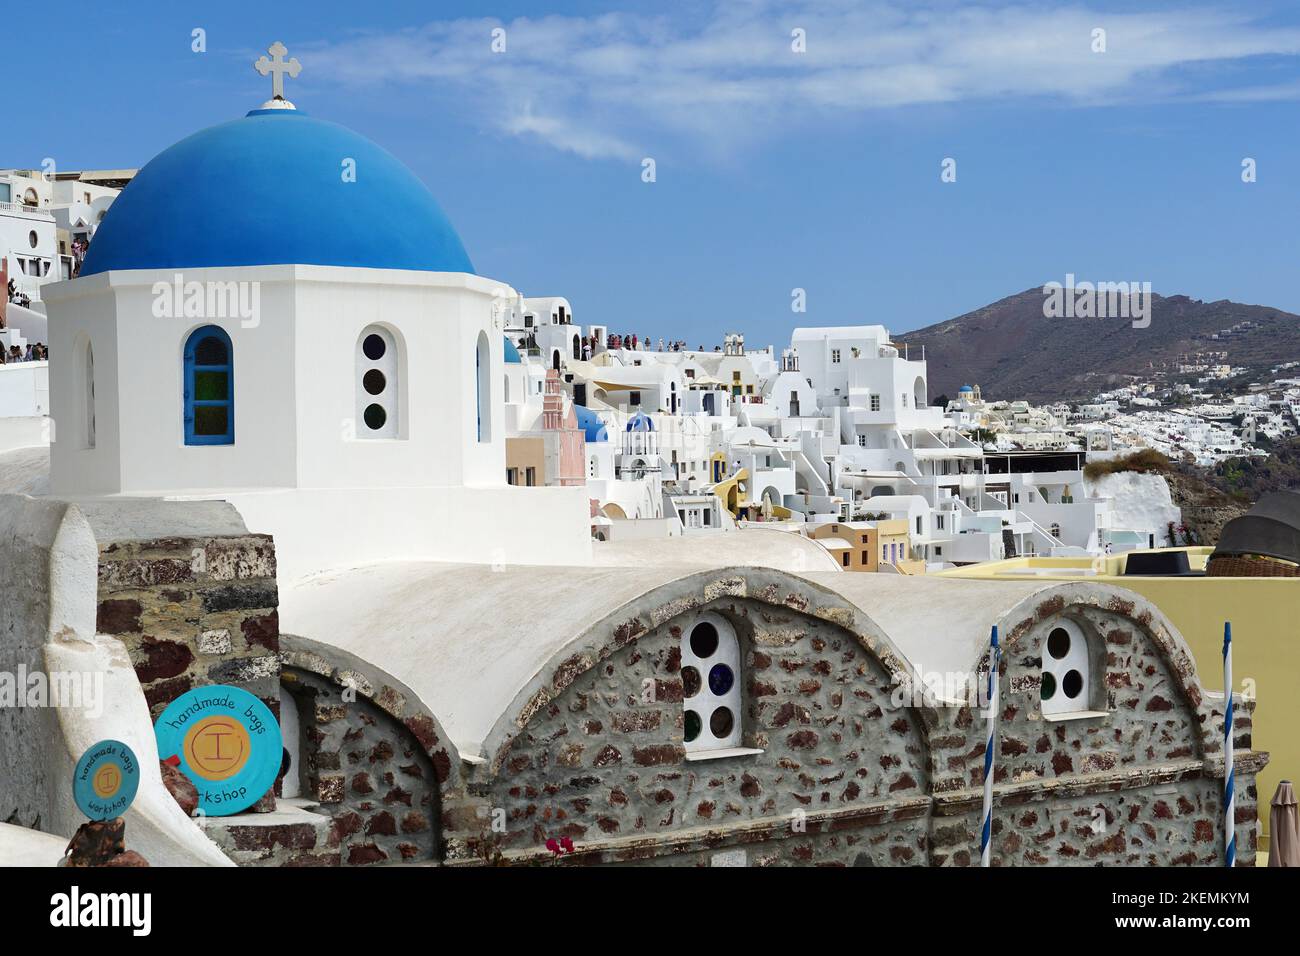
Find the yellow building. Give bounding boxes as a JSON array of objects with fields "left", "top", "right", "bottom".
[
  {"left": 810, "top": 519, "right": 921, "bottom": 573},
  {"left": 505, "top": 437, "right": 545, "bottom": 487},
  {"left": 943, "top": 547, "right": 1298, "bottom": 846}
]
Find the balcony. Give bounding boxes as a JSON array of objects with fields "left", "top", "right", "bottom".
[{"left": 0, "top": 201, "right": 53, "bottom": 220}]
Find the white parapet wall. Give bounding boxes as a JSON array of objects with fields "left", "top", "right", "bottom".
[
  {"left": 215, "top": 483, "right": 593, "bottom": 583},
  {"left": 0, "top": 414, "right": 49, "bottom": 453},
  {"left": 0, "top": 362, "right": 48, "bottom": 418}
]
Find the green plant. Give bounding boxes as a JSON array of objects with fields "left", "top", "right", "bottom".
[{"left": 1083, "top": 448, "right": 1171, "bottom": 481}]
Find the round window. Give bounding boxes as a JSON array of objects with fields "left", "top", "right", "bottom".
[
  {"left": 363, "top": 403, "right": 387, "bottom": 431},
  {"left": 1047, "top": 627, "right": 1071, "bottom": 660},
  {"left": 1040, "top": 619, "right": 1093, "bottom": 717},
  {"left": 679, "top": 613, "right": 741, "bottom": 754},
  {"left": 681, "top": 666, "right": 701, "bottom": 699},
  {"left": 684, "top": 710, "right": 702, "bottom": 743},
  {"left": 363, "top": 369, "right": 386, "bottom": 395},
  {"left": 28, "top": 231, "right": 38, "bottom": 249},
  {"left": 708, "top": 663, "right": 734, "bottom": 696},
  {"left": 689, "top": 622, "right": 718, "bottom": 659},
  {"left": 362, "top": 333, "right": 387, "bottom": 361},
  {"left": 709, "top": 706, "right": 734, "bottom": 738}
]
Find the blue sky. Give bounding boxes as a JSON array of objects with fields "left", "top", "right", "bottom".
[{"left": 15, "top": 1, "right": 1300, "bottom": 346}]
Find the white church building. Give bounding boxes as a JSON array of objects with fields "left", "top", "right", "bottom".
[{"left": 41, "top": 83, "right": 590, "bottom": 579}]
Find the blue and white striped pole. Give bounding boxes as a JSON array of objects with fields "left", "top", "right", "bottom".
[
  {"left": 1223, "top": 622, "right": 1235, "bottom": 868},
  {"left": 981, "top": 625, "right": 1001, "bottom": 867}
]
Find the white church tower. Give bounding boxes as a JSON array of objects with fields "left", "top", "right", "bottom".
[{"left": 42, "top": 45, "right": 590, "bottom": 576}]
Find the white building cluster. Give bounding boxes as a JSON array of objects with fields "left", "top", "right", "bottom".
[
  {"left": 1, "top": 168, "right": 130, "bottom": 423},
  {"left": 1073, "top": 372, "right": 1298, "bottom": 467},
  {"left": 499, "top": 321, "right": 1181, "bottom": 569}
]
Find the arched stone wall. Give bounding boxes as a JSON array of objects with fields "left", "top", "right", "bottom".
[
  {"left": 925, "top": 587, "right": 1263, "bottom": 867},
  {"left": 279, "top": 636, "right": 464, "bottom": 865},
  {"left": 447, "top": 570, "right": 935, "bottom": 866}
]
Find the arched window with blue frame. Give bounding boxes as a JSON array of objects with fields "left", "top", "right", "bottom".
[{"left": 184, "top": 325, "right": 234, "bottom": 445}]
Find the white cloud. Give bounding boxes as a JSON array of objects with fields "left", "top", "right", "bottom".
[{"left": 301, "top": 3, "right": 1300, "bottom": 159}]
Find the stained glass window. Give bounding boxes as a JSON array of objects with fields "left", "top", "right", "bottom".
[{"left": 184, "top": 326, "right": 233, "bottom": 445}]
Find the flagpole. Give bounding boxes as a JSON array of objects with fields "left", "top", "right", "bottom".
[
  {"left": 981, "top": 625, "right": 1001, "bottom": 867},
  {"left": 1223, "top": 622, "right": 1235, "bottom": 868}
]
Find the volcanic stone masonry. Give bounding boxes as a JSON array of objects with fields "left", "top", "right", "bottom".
[
  {"left": 94, "top": 533, "right": 281, "bottom": 718},
  {"left": 94, "top": 531, "right": 282, "bottom": 815},
  {"left": 308, "top": 580, "right": 1261, "bottom": 867},
  {"left": 86, "top": 521, "right": 1262, "bottom": 866}
]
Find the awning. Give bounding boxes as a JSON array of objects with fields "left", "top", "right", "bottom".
[{"left": 1212, "top": 491, "right": 1300, "bottom": 565}]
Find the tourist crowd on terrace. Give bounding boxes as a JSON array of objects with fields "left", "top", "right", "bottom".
[
  {"left": 1, "top": 343, "right": 46, "bottom": 364},
  {"left": 6, "top": 278, "right": 31, "bottom": 309}
]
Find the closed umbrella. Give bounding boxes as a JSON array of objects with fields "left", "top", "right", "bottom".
[{"left": 1269, "top": 781, "right": 1299, "bottom": 867}]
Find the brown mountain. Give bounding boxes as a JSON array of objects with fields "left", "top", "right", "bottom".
[{"left": 896, "top": 287, "right": 1300, "bottom": 404}]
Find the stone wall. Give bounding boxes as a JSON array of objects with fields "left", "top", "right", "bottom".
[
  {"left": 445, "top": 596, "right": 933, "bottom": 866},
  {"left": 434, "top": 587, "right": 1261, "bottom": 867},
  {"left": 281, "top": 667, "right": 440, "bottom": 865},
  {"left": 271, "top": 576, "right": 1262, "bottom": 868},
  {"left": 93, "top": 532, "right": 282, "bottom": 814},
  {"left": 277, "top": 636, "right": 462, "bottom": 866},
  {"left": 925, "top": 594, "right": 1263, "bottom": 866},
  {"left": 94, "top": 534, "right": 280, "bottom": 717}
]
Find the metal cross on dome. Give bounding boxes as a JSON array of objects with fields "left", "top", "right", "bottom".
[{"left": 254, "top": 41, "right": 302, "bottom": 99}]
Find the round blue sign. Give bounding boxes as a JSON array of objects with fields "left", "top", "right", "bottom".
[
  {"left": 154, "top": 686, "right": 282, "bottom": 816},
  {"left": 73, "top": 739, "right": 140, "bottom": 820}
]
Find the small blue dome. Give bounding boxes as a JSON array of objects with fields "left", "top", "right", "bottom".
[
  {"left": 504, "top": 336, "right": 522, "bottom": 364},
  {"left": 959, "top": 384, "right": 974, "bottom": 393},
  {"left": 626, "top": 411, "right": 654, "bottom": 432},
  {"left": 81, "top": 108, "right": 474, "bottom": 277},
  {"left": 575, "top": 406, "right": 608, "bottom": 443}
]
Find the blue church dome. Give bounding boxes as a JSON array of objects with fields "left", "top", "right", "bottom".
[
  {"left": 80, "top": 107, "right": 474, "bottom": 277},
  {"left": 504, "top": 336, "right": 522, "bottom": 364},
  {"left": 626, "top": 411, "right": 654, "bottom": 432},
  {"left": 575, "top": 406, "right": 608, "bottom": 443}
]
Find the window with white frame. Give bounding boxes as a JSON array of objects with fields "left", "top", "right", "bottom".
[
  {"left": 681, "top": 614, "right": 742, "bottom": 754},
  {"left": 1040, "top": 619, "right": 1093, "bottom": 717},
  {"left": 871, "top": 394, "right": 881, "bottom": 412},
  {"left": 357, "top": 326, "right": 400, "bottom": 439},
  {"left": 831, "top": 349, "right": 841, "bottom": 363}
]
